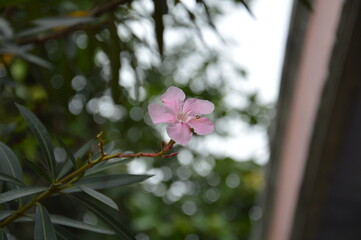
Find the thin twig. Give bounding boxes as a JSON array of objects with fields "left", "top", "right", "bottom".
[
  {"left": 0, "top": 138, "right": 177, "bottom": 227},
  {"left": 16, "top": 0, "right": 131, "bottom": 45}
]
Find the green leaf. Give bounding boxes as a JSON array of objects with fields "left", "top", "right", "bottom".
[
  {"left": 0, "top": 142, "right": 23, "bottom": 183},
  {"left": 16, "top": 17, "right": 95, "bottom": 38},
  {"left": 55, "top": 226, "right": 80, "bottom": 240},
  {"left": 76, "top": 185, "right": 118, "bottom": 210},
  {"left": 71, "top": 195, "right": 135, "bottom": 240},
  {"left": 0, "top": 186, "right": 47, "bottom": 204},
  {"left": 55, "top": 136, "right": 76, "bottom": 169},
  {"left": 51, "top": 215, "right": 114, "bottom": 235},
  {"left": 0, "top": 172, "right": 25, "bottom": 187},
  {"left": 34, "top": 17, "right": 95, "bottom": 26},
  {"left": 0, "top": 211, "right": 14, "bottom": 221},
  {"left": 74, "top": 141, "right": 92, "bottom": 159},
  {"left": 12, "top": 213, "right": 115, "bottom": 235},
  {"left": 34, "top": 204, "right": 57, "bottom": 240},
  {"left": 23, "top": 158, "right": 52, "bottom": 183},
  {"left": 0, "top": 18, "right": 13, "bottom": 39},
  {"left": 85, "top": 158, "right": 129, "bottom": 175},
  {"left": 0, "top": 228, "right": 8, "bottom": 240},
  {"left": 15, "top": 103, "right": 56, "bottom": 179},
  {"left": 63, "top": 174, "right": 151, "bottom": 193},
  {"left": 18, "top": 52, "right": 52, "bottom": 69},
  {"left": 58, "top": 162, "right": 74, "bottom": 180},
  {"left": 57, "top": 140, "right": 91, "bottom": 179},
  {"left": 0, "top": 45, "right": 52, "bottom": 69},
  {"left": 13, "top": 216, "right": 33, "bottom": 222}
]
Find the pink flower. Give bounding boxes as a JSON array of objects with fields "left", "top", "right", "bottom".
[{"left": 148, "top": 86, "right": 215, "bottom": 145}]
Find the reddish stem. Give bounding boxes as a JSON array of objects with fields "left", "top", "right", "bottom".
[
  {"left": 0, "top": 139, "right": 177, "bottom": 228},
  {"left": 113, "top": 139, "right": 176, "bottom": 159}
]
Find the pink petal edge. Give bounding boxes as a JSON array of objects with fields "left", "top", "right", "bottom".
[
  {"left": 166, "top": 122, "right": 193, "bottom": 145},
  {"left": 148, "top": 104, "right": 175, "bottom": 124},
  {"left": 188, "top": 117, "right": 214, "bottom": 135},
  {"left": 183, "top": 98, "right": 215, "bottom": 116},
  {"left": 160, "top": 86, "right": 186, "bottom": 113}
]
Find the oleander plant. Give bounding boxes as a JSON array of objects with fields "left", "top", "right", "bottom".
[
  {"left": 0, "top": 86, "right": 217, "bottom": 239},
  {"left": 0, "top": 103, "right": 177, "bottom": 239},
  {"left": 0, "top": 0, "right": 272, "bottom": 239}
]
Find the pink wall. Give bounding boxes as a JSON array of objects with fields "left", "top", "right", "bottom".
[{"left": 267, "top": 1, "right": 344, "bottom": 240}]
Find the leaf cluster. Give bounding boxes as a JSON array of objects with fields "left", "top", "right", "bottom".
[{"left": 0, "top": 104, "right": 151, "bottom": 239}]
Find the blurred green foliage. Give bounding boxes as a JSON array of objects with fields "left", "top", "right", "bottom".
[{"left": 0, "top": 0, "right": 272, "bottom": 239}]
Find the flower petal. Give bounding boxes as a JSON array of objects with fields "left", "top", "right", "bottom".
[
  {"left": 148, "top": 104, "right": 175, "bottom": 124},
  {"left": 183, "top": 98, "right": 215, "bottom": 116},
  {"left": 160, "top": 86, "right": 186, "bottom": 113},
  {"left": 166, "top": 123, "right": 193, "bottom": 145},
  {"left": 188, "top": 117, "right": 214, "bottom": 135}
]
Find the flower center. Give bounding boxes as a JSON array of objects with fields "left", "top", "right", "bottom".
[{"left": 176, "top": 112, "right": 189, "bottom": 123}]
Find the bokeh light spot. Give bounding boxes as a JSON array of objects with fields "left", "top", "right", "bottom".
[
  {"left": 182, "top": 201, "right": 197, "bottom": 216},
  {"left": 177, "top": 149, "right": 194, "bottom": 165},
  {"left": 226, "top": 173, "right": 240, "bottom": 188}
]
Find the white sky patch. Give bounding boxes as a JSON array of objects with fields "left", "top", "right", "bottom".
[
  {"left": 189, "top": 123, "right": 270, "bottom": 164},
  {"left": 200, "top": 0, "right": 293, "bottom": 164},
  {"left": 218, "top": 0, "right": 293, "bottom": 104}
]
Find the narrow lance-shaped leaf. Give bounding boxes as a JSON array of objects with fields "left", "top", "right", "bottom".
[
  {"left": 63, "top": 174, "right": 152, "bottom": 193},
  {"left": 0, "top": 228, "right": 8, "bottom": 240},
  {"left": 0, "top": 172, "right": 25, "bottom": 187},
  {"left": 0, "top": 44, "right": 52, "bottom": 69},
  {"left": 34, "top": 203, "right": 57, "bottom": 240},
  {"left": 71, "top": 195, "right": 135, "bottom": 240},
  {"left": 51, "top": 215, "right": 114, "bottom": 235},
  {"left": 18, "top": 51, "right": 52, "bottom": 69},
  {"left": 16, "top": 17, "right": 95, "bottom": 38},
  {"left": 15, "top": 103, "right": 56, "bottom": 179},
  {"left": 13, "top": 216, "right": 33, "bottom": 223},
  {"left": 57, "top": 140, "right": 92, "bottom": 179},
  {"left": 55, "top": 136, "right": 76, "bottom": 169},
  {"left": 23, "top": 158, "right": 52, "bottom": 183},
  {"left": 55, "top": 226, "right": 80, "bottom": 240},
  {"left": 85, "top": 158, "right": 129, "bottom": 175},
  {"left": 0, "top": 142, "right": 25, "bottom": 206},
  {"left": 0, "top": 142, "right": 23, "bottom": 183},
  {"left": 0, "top": 17, "right": 13, "bottom": 38},
  {"left": 74, "top": 141, "right": 92, "bottom": 159},
  {"left": 0, "top": 186, "right": 47, "bottom": 204},
  {"left": 0, "top": 211, "right": 15, "bottom": 221},
  {"left": 76, "top": 185, "right": 118, "bottom": 210},
  {"left": 13, "top": 213, "right": 114, "bottom": 235}
]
